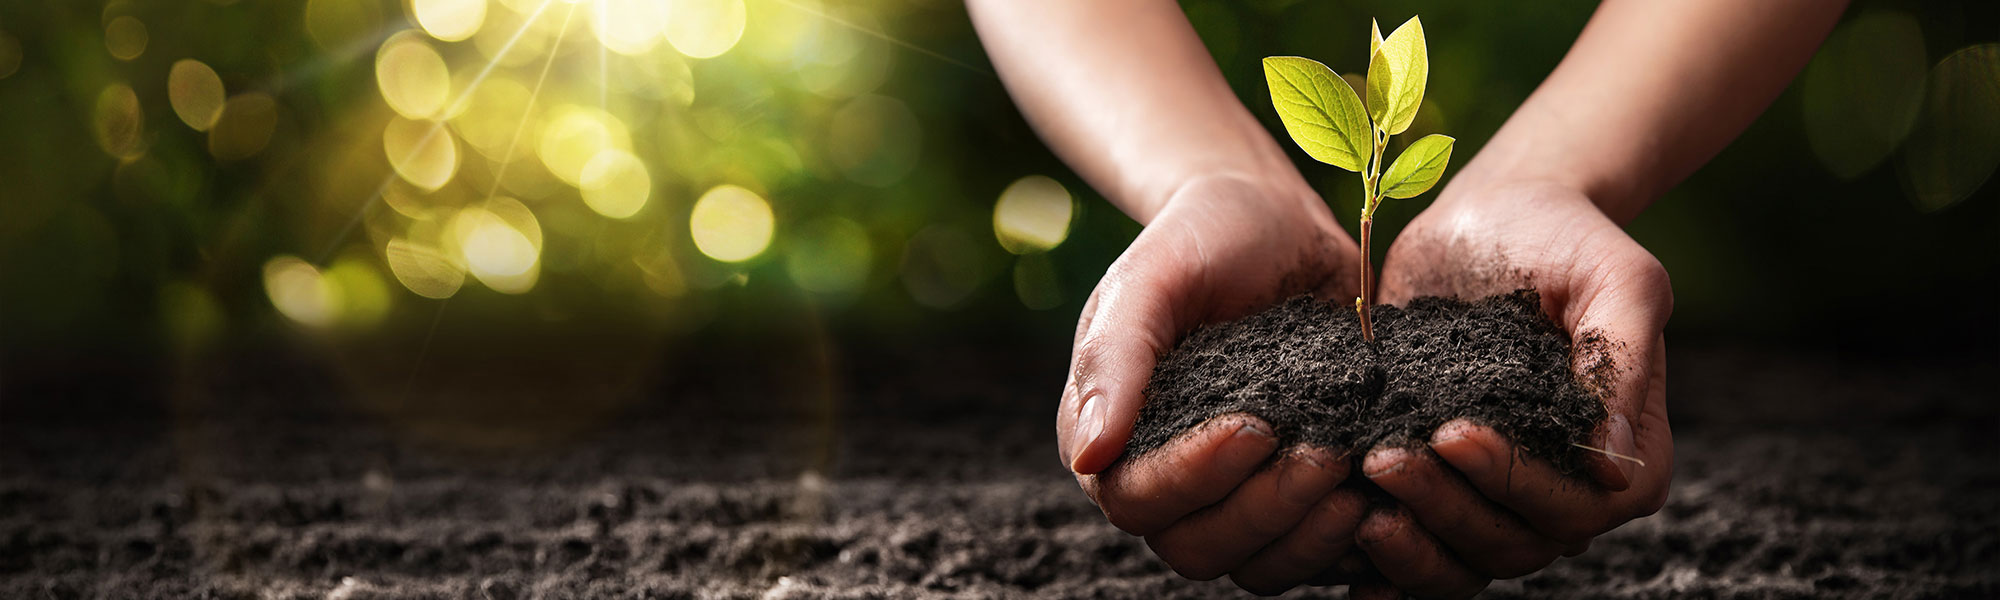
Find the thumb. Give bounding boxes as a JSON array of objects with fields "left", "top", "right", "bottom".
[
  {"left": 1561, "top": 245, "right": 1672, "bottom": 491},
  {"left": 1060, "top": 227, "right": 1205, "bottom": 475}
]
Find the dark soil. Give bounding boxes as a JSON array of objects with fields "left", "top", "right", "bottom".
[
  {"left": 1129, "top": 291, "right": 1606, "bottom": 474},
  {"left": 4, "top": 344, "right": 1998, "bottom": 598}
]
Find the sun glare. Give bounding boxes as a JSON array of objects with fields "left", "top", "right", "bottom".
[
  {"left": 168, "top": 60, "right": 227, "bottom": 131},
  {"left": 189, "top": 0, "right": 999, "bottom": 316},
  {"left": 414, "top": 0, "right": 489, "bottom": 43},
  {"left": 666, "top": 0, "right": 748, "bottom": 59},
  {"left": 690, "top": 184, "right": 775, "bottom": 263},
  {"left": 263, "top": 256, "right": 341, "bottom": 328},
  {"left": 384, "top": 116, "right": 461, "bottom": 191},
  {"left": 992, "top": 175, "right": 1074, "bottom": 254},
  {"left": 580, "top": 148, "right": 652, "bottom": 219},
  {"left": 377, "top": 31, "right": 453, "bottom": 120}
]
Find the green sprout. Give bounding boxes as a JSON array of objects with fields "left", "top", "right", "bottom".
[{"left": 1263, "top": 16, "right": 1454, "bottom": 344}]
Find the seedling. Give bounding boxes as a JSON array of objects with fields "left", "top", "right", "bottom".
[{"left": 1264, "top": 16, "right": 1454, "bottom": 343}]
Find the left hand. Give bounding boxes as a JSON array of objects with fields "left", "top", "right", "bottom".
[{"left": 1351, "top": 180, "right": 1676, "bottom": 599}]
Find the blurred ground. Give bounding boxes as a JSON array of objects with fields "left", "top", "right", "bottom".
[{"left": 3, "top": 343, "right": 1997, "bottom": 599}]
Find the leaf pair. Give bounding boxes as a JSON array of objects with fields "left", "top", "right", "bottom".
[
  {"left": 1263, "top": 16, "right": 1453, "bottom": 200},
  {"left": 1367, "top": 16, "right": 1426, "bottom": 138}
]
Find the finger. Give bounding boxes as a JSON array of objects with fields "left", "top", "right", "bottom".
[
  {"left": 1356, "top": 506, "right": 1491, "bottom": 599},
  {"left": 1429, "top": 419, "right": 1663, "bottom": 544},
  {"left": 1351, "top": 582, "right": 1405, "bottom": 600},
  {"left": 1083, "top": 414, "right": 1276, "bottom": 535},
  {"left": 1062, "top": 227, "right": 1208, "bottom": 475},
  {"left": 1228, "top": 485, "right": 1369, "bottom": 595},
  {"left": 1558, "top": 244, "right": 1670, "bottom": 489},
  {"left": 1305, "top": 547, "right": 1377, "bottom": 586},
  {"left": 1147, "top": 446, "right": 1347, "bottom": 581},
  {"left": 1363, "top": 446, "right": 1566, "bottom": 578},
  {"left": 1055, "top": 289, "right": 1104, "bottom": 470}
]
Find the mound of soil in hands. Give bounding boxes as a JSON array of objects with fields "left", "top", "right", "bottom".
[{"left": 1127, "top": 290, "right": 1607, "bottom": 474}]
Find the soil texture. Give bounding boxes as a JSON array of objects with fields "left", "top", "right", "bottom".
[
  {"left": 1130, "top": 291, "right": 1605, "bottom": 473},
  {"left": 3, "top": 344, "right": 1997, "bottom": 598}
]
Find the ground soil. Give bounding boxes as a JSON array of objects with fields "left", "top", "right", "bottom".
[
  {"left": 1129, "top": 291, "right": 1606, "bottom": 475},
  {"left": 3, "top": 344, "right": 1997, "bottom": 598}
]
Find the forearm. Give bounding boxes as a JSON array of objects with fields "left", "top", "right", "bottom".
[
  {"left": 966, "top": 0, "right": 1307, "bottom": 224},
  {"left": 1454, "top": 0, "right": 1847, "bottom": 223}
]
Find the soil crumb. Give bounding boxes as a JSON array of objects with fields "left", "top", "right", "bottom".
[{"left": 1128, "top": 290, "right": 1606, "bottom": 474}]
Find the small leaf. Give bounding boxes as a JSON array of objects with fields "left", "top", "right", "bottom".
[
  {"left": 1263, "top": 56, "right": 1372, "bottom": 172},
  {"left": 1379, "top": 134, "right": 1454, "bottom": 199},
  {"left": 1366, "top": 16, "right": 1429, "bottom": 135},
  {"left": 1370, "top": 18, "right": 1383, "bottom": 59}
]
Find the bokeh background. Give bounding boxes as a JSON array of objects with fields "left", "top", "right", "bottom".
[{"left": 1, "top": 0, "right": 1995, "bottom": 424}]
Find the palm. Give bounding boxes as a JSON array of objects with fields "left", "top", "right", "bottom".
[
  {"left": 1055, "top": 174, "right": 1372, "bottom": 595},
  {"left": 1342, "top": 181, "right": 1674, "bottom": 598}
]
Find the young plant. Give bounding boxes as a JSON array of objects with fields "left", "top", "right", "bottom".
[{"left": 1263, "top": 16, "right": 1453, "bottom": 343}]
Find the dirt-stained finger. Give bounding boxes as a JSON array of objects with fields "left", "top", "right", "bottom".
[
  {"left": 1082, "top": 414, "right": 1277, "bottom": 536},
  {"left": 1227, "top": 485, "right": 1368, "bottom": 595},
  {"left": 1356, "top": 506, "right": 1491, "bottom": 599},
  {"left": 1364, "top": 445, "right": 1567, "bottom": 578},
  {"left": 1146, "top": 446, "right": 1346, "bottom": 581}
]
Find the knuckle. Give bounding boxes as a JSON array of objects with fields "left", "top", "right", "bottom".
[
  {"left": 1156, "top": 546, "right": 1228, "bottom": 581},
  {"left": 1099, "top": 501, "right": 1158, "bottom": 537},
  {"left": 1069, "top": 335, "right": 1118, "bottom": 386},
  {"left": 1241, "top": 510, "right": 1297, "bottom": 540},
  {"left": 1157, "top": 456, "right": 1213, "bottom": 504},
  {"left": 1636, "top": 485, "right": 1671, "bottom": 517},
  {"left": 1317, "top": 490, "right": 1366, "bottom": 523}
]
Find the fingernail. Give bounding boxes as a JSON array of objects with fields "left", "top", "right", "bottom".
[
  {"left": 1234, "top": 420, "right": 1272, "bottom": 442},
  {"left": 1429, "top": 421, "right": 1492, "bottom": 475},
  {"left": 1277, "top": 451, "right": 1328, "bottom": 504},
  {"left": 1431, "top": 421, "right": 1469, "bottom": 445},
  {"left": 1607, "top": 414, "right": 1638, "bottom": 484},
  {"left": 1364, "top": 448, "right": 1430, "bottom": 503},
  {"left": 1362, "top": 448, "right": 1404, "bottom": 479},
  {"left": 1069, "top": 393, "right": 1106, "bottom": 472}
]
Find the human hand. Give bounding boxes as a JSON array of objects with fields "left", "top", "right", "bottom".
[
  {"left": 1354, "top": 181, "right": 1675, "bottom": 598},
  {"left": 1056, "top": 173, "right": 1377, "bottom": 595}
]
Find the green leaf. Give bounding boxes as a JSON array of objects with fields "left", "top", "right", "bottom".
[
  {"left": 1379, "top": 134, "right": 1454, "bottom": 199},
  {"left": 1366, "top": 16, "right": 1429, "bottom": 136},
  {"left": 1263, "top": 56, "right": 1372, "bottom": 172},
  {"left": 1369, "top": 18, "right": 1383, "bottom": 59}
]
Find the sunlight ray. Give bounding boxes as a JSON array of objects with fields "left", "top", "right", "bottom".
[
  {"left": 482, "top": 2, "right": 580, "bottom": 203},
  {"left": 393, "top": 3, "right": 578, "bottom": 407},
  {"left": 769, "top": 0, "right": 993, "bottom": 78},
  {"left": 596, "top": 0, "right": 609, "bottom": 113},
  {"left": 314, "top": 0, "right": 559, "bottom": 265}
]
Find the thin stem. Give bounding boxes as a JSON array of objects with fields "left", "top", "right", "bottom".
[
  {"left": 1356, "top": 128, "right": 1389, "bottom": 344},
  {"left": 1358, "top": 214, "right": 1374, "bottom": 343}
]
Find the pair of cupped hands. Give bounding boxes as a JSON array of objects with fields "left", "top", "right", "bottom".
[{"left": 1054, "top": 173, "right": 1675, "bottom": 598}]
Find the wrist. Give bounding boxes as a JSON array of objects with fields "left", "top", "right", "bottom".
[
  {"left": 1433, "top": 173, "right": 1600, "bottom": 217},
  {"left": 1445, "top": 127, "right": 1655, "bottom": 225},
  {"left": 1113, "top": 125, "right": 1318, "bottom": 224},
  {"left": 1152, "top": 167, "right": 1323, "bottom": 222},
  {"left": 1452, "top": 89, "right": 1672, "bottom": 225}
]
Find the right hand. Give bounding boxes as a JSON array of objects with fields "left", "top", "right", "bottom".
[{"left": 1057, "top": 173, "right": 1372, "bottom": 595}]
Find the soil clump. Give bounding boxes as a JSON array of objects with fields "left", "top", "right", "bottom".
[{"left": 1129, "top": 290, "right": 1608, "bottom": 474}]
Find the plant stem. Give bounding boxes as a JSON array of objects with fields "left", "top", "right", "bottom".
[
  {"left": 1358, "top": 213, "right": 1374, "bottom": 343},
  {"left": 1356, "top": 129, "right": 1388, "bottom": 344}
]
